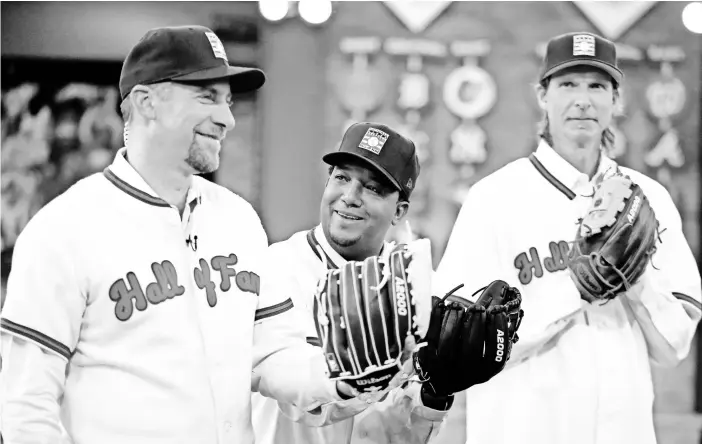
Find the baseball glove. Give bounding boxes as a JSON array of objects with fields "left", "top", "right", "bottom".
[
  {"left": 313, "top": 242, "right": 431, "bottom": 394},
  {"left": 413, "top": 280, "right": 524, "bottom": 397},
  {"left": 568, "top": 174, "right": 659, "bottom": 302}
]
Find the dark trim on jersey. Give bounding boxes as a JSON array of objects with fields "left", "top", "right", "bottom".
[
  {"left": 306, "top": 229, "right": 339, "bottom": 270},
  {"left": 0, "top": 318, "right": 72, "bottom": 360},
  {"left": 103, "top": 168, "right": 171, "bottom": 208},
  {"left": 673, "top": 292, "right": 702, "bottom": 311},
  {"left": 306, "top": 336, "right": 322, "bottom": 347},
  {"left": 254, "top": 298, "right": 294, "bottom": 322},
  {"left": 528, "top": 154, "right": 576, "bottom": 200}
]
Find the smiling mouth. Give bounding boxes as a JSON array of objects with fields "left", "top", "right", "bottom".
[
  {"left": 196, "top": 132, "right": 222, "bottom": 141},
  {"left": 335, "top": 210, "right": 363, "bottom": 221}
]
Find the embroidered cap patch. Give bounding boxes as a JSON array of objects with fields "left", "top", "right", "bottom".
[
  {"left": 573, "top": 34, "right": 596, "bottom": 57},
  {"left": 358, "top": 128, "right": 389, "bottom": 155},
  {"left": 205, "top": 32, "right": 229, "bottom": 62}
]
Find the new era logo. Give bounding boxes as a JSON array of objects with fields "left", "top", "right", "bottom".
[
  {"left": 358, "top": 128, "right": 389, "bottom": 155},
  {"left": 573, "top": 34, "right": 596, "bottom": 57},
  {"left": 205, "top": 32, "right": 229, "bottom": 62}
]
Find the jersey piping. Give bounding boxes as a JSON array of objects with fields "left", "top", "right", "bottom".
[
  {"left": 103, "top": 168, "right": 171, "bottom": 207},
  {"left": 528, "top": 153, "right": 577, "bottom": 200},
  {"left": 673, "top": 292, "right": 702, "bottom": 311},
  {"left": 254, "top": 298, "right": 294, "bottom": 322},
  {"left": 306, "top": 229, "right": 340, "bottom": 270},
  {"left": 1, "top": 318, "right": 72, "bottom": 360}
]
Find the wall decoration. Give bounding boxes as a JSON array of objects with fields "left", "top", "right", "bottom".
[
  {"left": 336, "top": 37, "right": 385, "bottom": 133},
  {"left": 644, "top": 47, "right": 687, "bottom": 170},
  {"left": 382, "top": 1, "right": 453, "bottom": 34},
  {"left": 442, "top": 40, "right": 496, "bottom": 204},
  {"left": 571, "top": 1, "right": 658, "bottom": 41}
]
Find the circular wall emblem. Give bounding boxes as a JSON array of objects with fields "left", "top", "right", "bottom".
[
  {"left": 443, "top": 65, "right": 497, "bottom": 120},
  {"left": 646, "top": 77, "right": 685, "bottom": 120}
]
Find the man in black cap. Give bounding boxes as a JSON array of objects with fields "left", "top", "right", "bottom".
[
  {"left": 434, "top": 31, "right": 701, "bottom": 444},
  {"left": 251, "top": 122, "right": 455, "bottom": 444},
  {"left": 0, "top": 26, "right": 361, "bottom": 444}
]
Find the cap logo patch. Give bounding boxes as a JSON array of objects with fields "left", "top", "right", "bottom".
[
  {"left": 358, "top": 128, "right": 389, "bottom": 155},
  {"left": 406, "top": 178, "right": 414, "bottom": 189},
  {"left": 205, "top": 32, "right": 229, "bottom": 62},
  {"left": 573, "top": 34, "right": 596, "bottom": 57}
]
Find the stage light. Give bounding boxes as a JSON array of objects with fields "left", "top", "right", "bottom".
[
  {"left": 682, "top": 2, "right": 702, "bottom": 34},
  {"left": 298, "top": 0, "right": 332, "bottom": 25},
  {"left": 259, "top": 0, "right": 290, "bottom": 22}
]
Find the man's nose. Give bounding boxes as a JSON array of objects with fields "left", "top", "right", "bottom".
[
  {"left": 340, "top": 182, "right": 362, "bottom": 206},
  {"left": 213, "top": 103, "right": 236, "bottom": 131},
  {"left": 574, "top": 98, "right": 592, "bottom": 111},
  {"left": 573, "top": 87, "right": 593, "bottom": 111}
]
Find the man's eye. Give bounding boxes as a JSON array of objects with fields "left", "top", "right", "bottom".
[
  {"left": 591, "top": 83, "right": 605, "bottom": 89},
  {"left": 335, "top": 174, "right": 348, "bottom": 182},
  {"left": 560, "top": 81, "right": 575, "bottom": 87},
  {"left": 366, "top": 184, "right": 381, "bottom": 194}
]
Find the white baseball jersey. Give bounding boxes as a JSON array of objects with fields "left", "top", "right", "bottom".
[
  {"left": 434, "top": 140, "right": 702, "bottom": 444},
  {"left": 251, "top": 225, "right": 448, "bottom": 444},
  {"left": 0, "top": 149, "right": 339, "bottom": 444}
]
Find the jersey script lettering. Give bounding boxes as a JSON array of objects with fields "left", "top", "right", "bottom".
[
  {"left": 515, "top": 240, "right": 571, "bottom": 285},
  {"left": 110, "top": 254, "right": 260, "bottom": 320}
]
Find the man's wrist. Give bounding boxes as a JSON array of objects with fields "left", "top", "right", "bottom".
[{"left": 420, "top": 383, "right": 454, "bottom": 411}]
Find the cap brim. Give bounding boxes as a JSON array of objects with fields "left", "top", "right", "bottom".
[
  {"left": 171, "top": 65, "right": 266, "bottom": 93},
  {"left": 542, "top": 60, "right": 623, "bottom": 85},
  {"left": 322, "top": 152, "right": 403, "bottom": 193}
]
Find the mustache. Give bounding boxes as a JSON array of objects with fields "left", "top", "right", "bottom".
[{"left": 195, "top": 127, "right": 226, "bottom": 140}]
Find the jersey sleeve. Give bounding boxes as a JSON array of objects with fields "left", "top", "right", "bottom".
[
  {"left": 0, "top": 335, "right": 69, "bottom": 443},
  {"left": 1, "top": 206, "right": 86, "bottom": 361},
  {"left": 622, "top": 179, "right": 702, "bottom": 366},
  {"left": 276, "top": 357, "right": 448, "bottom": 440},
  {"left": 251, "top": 241, "right": 340, "bottom": 411},
  {"left": 350, "top": 381, "right": 448, "bottom": 444}
]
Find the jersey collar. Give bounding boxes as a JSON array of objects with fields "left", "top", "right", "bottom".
[
  {"left": 311, "top": 225, "right": 390, "bottom": 269},
  {"left": 104, "top": 147, "right": 201, "bottom": 210},
  {"left": 529, "top": 139, "right": 618, "bottom": 200},
  {"left": 313, "top": 225, "right": 347, "bottom": 267}
]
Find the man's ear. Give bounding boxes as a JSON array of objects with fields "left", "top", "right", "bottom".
[
  {"left": 535, "top": 83, "right": 548, "bottom": 111},
  {"left": 391, "top": 200, "right": 410, "bottom": 226},
  {"left": 613, "top": 88, "right": 623, "bottom": 113},
  {"left": 130, "top": 85, "right": 156, "bottom": 121}
]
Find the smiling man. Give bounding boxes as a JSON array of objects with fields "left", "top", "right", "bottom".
[
  {"left": 434, "top": 32, "right": 701, "bottom": 444},
  {"left": 251, "top": 122, "right": 456, "bottom": 444},
  {"left": 0, "top": 25, "right": 354, "bottom": 444}
]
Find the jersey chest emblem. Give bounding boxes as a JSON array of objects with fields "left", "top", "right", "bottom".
[
  {"left": 109, "top": 253, "right": 260, "bottom": 321},
  {"left": 514, "top": 240, "right": 571, "bottom": 285}
]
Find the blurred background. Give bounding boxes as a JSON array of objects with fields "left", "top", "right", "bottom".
[{"left": 1, "top": 1, "right": 701, "bottom": 442}]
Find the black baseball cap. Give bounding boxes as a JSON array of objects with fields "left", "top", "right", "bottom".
[
  {"left": 119, "top": 25, "right": 266, "bottom": 100},
  {"left": 540, "top": 32, "right": 623, "bottom": 85},
  {"left": 323, "top": 122, "right": 420, "bottom": 200}
]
